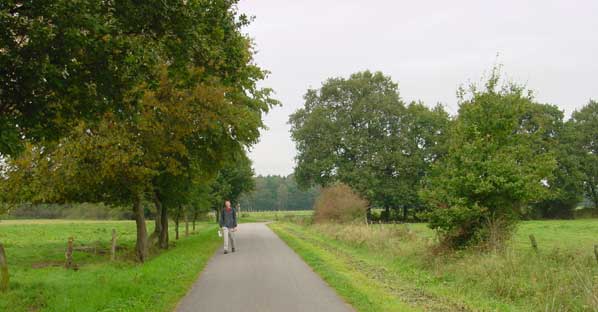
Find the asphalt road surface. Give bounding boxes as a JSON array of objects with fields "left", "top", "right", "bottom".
[{"left": 175, "top": 222, "right": 353, "bottom": 312}]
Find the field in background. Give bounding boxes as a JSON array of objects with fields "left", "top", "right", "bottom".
[
  {"left": 270, "top": 219, "right": 598, "bottom": 311},
  {"left": 238, "top": 210, "right": 313, "bottom": 223},
  {"left": 0, "top": 220, "right": 221, "bottom": 312}
]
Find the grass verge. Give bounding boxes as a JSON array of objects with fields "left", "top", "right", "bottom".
[
  {"left": 0, "top": 220, "right": 221, "bottom": 312},
  {"left": 271, "top": 222, "right": 417, "bottom": 312},
  {"left": 270, "top": 220, "right": 598, "bottom": 312}
]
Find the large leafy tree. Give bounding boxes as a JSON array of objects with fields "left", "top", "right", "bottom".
[
  {"left": 289, "top": 71, "right": 448, "bottom": 220},
  {"left": 421, "top": 72, "right": 558, "bottom": 248},
  {"left": 0, "top": 0, "right": 266, "bottom": 156},
  {"left": 569, "top": 99, "right": 598, "bottom": 211},
  {"left": 530, "top": 105, "right": 584, "bottom": 219},
  {"left": 1, "top": 64, "right": 272, "bottom": 261},
  {"left": 0, "top": 116, "right": 156, "bottom": 260},
  {"left": 369, "top": 102, "right": 450, "bottom": 220},
  {"left": 1, "top": 1, "right": 276, "bottom": 261}
]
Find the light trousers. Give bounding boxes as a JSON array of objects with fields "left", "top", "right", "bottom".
[{"left": 222, "top": 227, "right": 236, "bottom": 251}]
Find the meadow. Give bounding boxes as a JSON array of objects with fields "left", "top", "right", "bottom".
[
  {"left": 0, "top": 220, "right": 221, "bottom": 312},
  {"left": 238, "top": 210, "right": 313, "bottom": 223},
  {"left": 270, "top": 219, "right": 598, "bottom": 312}
]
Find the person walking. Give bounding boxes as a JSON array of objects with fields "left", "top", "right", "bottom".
[{"left": 219, "top": 200, "right": 237, "bottom": 254}]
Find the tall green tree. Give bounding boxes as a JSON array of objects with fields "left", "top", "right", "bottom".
[
  {"left": 569, "top": 99, "right": 598, "bottom": 211},
  {"left": 1, "top": 0, "right": 268, "bottom": 156},
  {"left": 1, "top": 116, "right": 157, "bottom": 261},
  {"left": 289, "top": 71, "right": 448, "bottom": 220},
  {"left": 530, "top": 105, "right": 584, "bottom": 219},
  {"left": 1, "top": 1, "right": 276, "bottom": 261},
  {"left": 421, "top": 71, "right": 558, "bottom": 248}
]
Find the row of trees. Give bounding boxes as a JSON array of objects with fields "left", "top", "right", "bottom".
[
  {"left": 0, "top": 1, "right": 274, "bottom": 261},
  {"left": 239, "top": 175, "right": 319, "bottom": 211},
  {"left": 290, "top": 71, "right": 449, "bottom": 221},
  {"left": 290, "top": 69, "right": 597, "bottom": 247},
  {"left": 5, "top": 202, "right": 131, "bottom": 220}
]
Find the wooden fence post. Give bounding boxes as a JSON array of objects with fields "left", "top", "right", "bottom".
[
  {"left": 0, "top": 243, "right": 9, "bottom": 292},
  {"left": 111, "top": 229, "right": 117, "bottom": 261},
  {"left": 529, "top": 234, "right": 538, "bottom": 252},
  {"left": 65, "top": 237, "right": 74, "bottom": 269}
]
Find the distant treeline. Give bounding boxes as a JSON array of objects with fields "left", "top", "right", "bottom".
[
  {"left": 239, "top": 175, "right": 319, "bottom": 211},
  {"left": 4, "top": 203, "right": 131, "bottom": 220}
]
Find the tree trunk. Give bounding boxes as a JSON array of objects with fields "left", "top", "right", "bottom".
[
  {"left": 150, "top": 191, "right": 162, "bottom": 244},
  {"left": 133, "top": 198, "right": 149, "bottom": 262},
  {"left": 175, "top": 206, "right": 180, "bottom": 240},
  {"left": 587, "top": 183, "right": 598, "bottom": 212},
  {"left": 159, "top": 203, "right": 169, "bottom": 249},
  {"left": 384, "top": 205, "right": 390, "bottom": 222},
  {"left": 402, "top": 205, "right": 408, "bottom": 222},
  {"left": 185, "top": 211, "right": 189, "bottom": 237},
  {"left": 0, "top": 243, "right": 8, "bottom": 292},
  {"left": 192, "top": 211, "right": 197, "bottom": 232}
]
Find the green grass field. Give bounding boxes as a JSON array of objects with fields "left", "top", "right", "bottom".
[
  {"left": 270, "top": 219, "right": 598, "bottom": 312},
  {"left": 0, "top": 220, "right": 221, "bottom": 312},
  {"left": 238, "top": 210, "right": 312, "bottom": 223}
]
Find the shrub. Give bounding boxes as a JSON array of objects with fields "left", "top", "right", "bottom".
[
  {"left": 421, "top": 70, "right": 558, "bottom": 249},
  {"left": 313, "top": 183, "right": 368, "bottom": 223}
]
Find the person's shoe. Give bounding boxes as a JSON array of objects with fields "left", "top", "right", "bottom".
[
  {"left": 232, "top": 248, "right": 235, "bottom": 252},
  {"left": 224, "top": 250, "right": 228, "bottom": 254}
]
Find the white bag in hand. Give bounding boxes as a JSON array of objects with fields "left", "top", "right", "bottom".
[{"left": 217, "top": 229, "right": 222, "bottom": 237}]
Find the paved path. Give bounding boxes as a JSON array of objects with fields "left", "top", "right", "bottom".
[{"left": 176, "top": 223, "right": 353, "bottom": 312}]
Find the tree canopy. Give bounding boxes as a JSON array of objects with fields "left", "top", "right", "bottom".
[
  {"left": 569, "top": 99, "right": 598, "bottom": 210},
  {"left": 289, "top": 71, "right": 449, "bottom": 220},
  {"left": 0, "top": 0, "right": 276, "bottom": 261},
  {"left": 421, "top": 71, "right": 560, "bottom": 247},
  {"left": 0, "top": 0, "right": 271, "bottom": 156}
]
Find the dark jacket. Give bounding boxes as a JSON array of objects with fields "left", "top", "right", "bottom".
[{"left": 219, "top": 208, "right": 237, "bottom": 228}]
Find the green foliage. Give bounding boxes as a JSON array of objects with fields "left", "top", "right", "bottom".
[
  {"left": 569, "top": 99, "right": 598, "bottom": 210},
  {"left": 422, "top": 70, "right": 559, "bottom": 248},
  {"left": 3, "top": 203, "right": 130, "bottom": 220},
  {"left": 289, "top": 71, "right": 449, "bottom": 220},
  {"left": 0, "top": 0, "right": 276, "bottom": 261},
  {"left": 239, "top": 175, "right": 319, "bottom": 211},
  {"left": 207, "top": 152, "right": 256, "bottom": 210},
  {"left": 0, "top": 0, "right": 273, "bottom": 156},
  {"left": 530, "top": 111, "right": 584, "bottom": 219}
]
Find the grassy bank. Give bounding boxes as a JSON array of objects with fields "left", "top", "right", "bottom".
[
  {"left": 270, "top": 220, "right": 598, "bottom": 312},
  {"left": 0, "top": 220, "right": 221, "bottom": 312}
]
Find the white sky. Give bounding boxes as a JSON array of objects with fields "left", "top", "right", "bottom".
[{"left": 238, "top": 0, "right": 598, "bottom": 176}]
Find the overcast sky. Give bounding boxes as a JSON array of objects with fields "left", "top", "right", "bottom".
[{"left": 237, "top": 0, "right": 598, "bottom": 177}]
